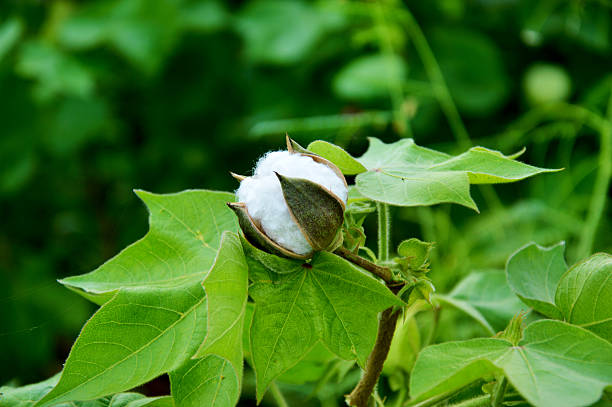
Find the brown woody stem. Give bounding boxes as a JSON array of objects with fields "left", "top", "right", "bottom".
[
  {"left": 334, "top": 246, "right": 393, "bottom": 283},
  {"left": 346, "top": 307, "right": 401, "bottom": 407}
]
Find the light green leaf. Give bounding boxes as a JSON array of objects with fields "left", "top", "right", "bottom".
[
  {"left": 556, "top": 253, "right": 612, "bottom": 342},
  {"left": 332, "top": 54, "right": 407, "bottom": 100},
  {"left": 235, "top": 0, "right": 343, "bottom": 65},
  {"left": 247, "top": 247, "right": 402, "bottom": 401},
  {"left": 354, "top": 138, "right": 557, "bottom": 210},
  {"left": 35, "top": 283, "right": 207, "bottom": 407},
  {"left": 58, "top": 0, "right": 183, "bottom": 74},
  {"left": 60, "top": 190, "right": 237, "bottom": 303},
  {"left": 0, "top": 17, "right": 23, "bottom": 62},
  {"left": 170, "top": 355, "right": 238, "bottom": 407},
  {"left": 168, "top": 232, "right": 248, "bottom": 407},
  {"left": 436, "top": 270, "right": 526, "bottom": 334},
  {"left": 410, "top": 320, "right": 612, "bottom": 407},
  {"left": 0, "top": 374, "right": 172, "bottom": 407},
  {"left": 16, "top": 41, "right": 94, "bottom": 101},
  {"left": 307, "top": 140, "right": 367, "bottom": 175},
  {"left": 506, "top": 242, "right": 567, "bottom": 318}
]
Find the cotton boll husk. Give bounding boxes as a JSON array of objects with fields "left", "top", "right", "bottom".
[{"left": 237, "top": 151, "right": 348, "bottom": 255}]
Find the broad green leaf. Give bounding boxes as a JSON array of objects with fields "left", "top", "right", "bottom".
[
  {"left": 353, "top": 138, "right": 556, "bottom": 210},
  {"left": 0, "top": 374, "right": 171, "bottom": 407},
  {"left": 168, "top": 232, "right": 248, "bottom": 407},
  {"left": 247, "top": 248, "right": 402, "bottom": 401},
  {"left": 35, "top": 283, "right": 207, "bottom": 407},
  {"left": 307, "top": 140, "right": 367, "bottom": 175},
  {"left": 332, "top": 54, "right": 408, "bottom": 100},
  {"left": 556, "top": 253, "right": 612, "bottom": 342},
  {"left": 60, "top": 190, "right": 237, "bottom": 303},
  {"left": 0, "top": 17, "right": 23, "bottom": 62},
  {"left": 170, "top": 355, "right": 238, "bottom": 407},
  {"left": 383, "top": 315, "right": 421, "bottom": 375},
  {"left": 436, "top": 270, "right": 526, "bottom": 334},
  {"left": 506, "top": 242, "right": 567, "bottom": 318},
  {"left": 410, "top": 320, "right": 612, "bottom": 407}
]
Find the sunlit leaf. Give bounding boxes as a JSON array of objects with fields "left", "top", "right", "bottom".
[
  {"left": 307, "top": 140, "right": 367, "bottom": 175},
  {"left": 60, "top": 190, "right": 237, "bottom": 303},
  {"left": 35, "top": 283, "right": 207, "bottom": 407},
  {"left": 411, "top": 320, "right": 612, "bottom": 407},
  {"left": 347, "top": 138, "right": 558, "bottom": 210},
  {"left": 246, "top": 242, "right": 401, "bottom": 401}
]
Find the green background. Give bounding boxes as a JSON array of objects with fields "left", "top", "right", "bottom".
[{"left": 1, "top": 0, "right": 611, "bottom": 404}]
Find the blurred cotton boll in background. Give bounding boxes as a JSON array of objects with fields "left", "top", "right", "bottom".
[{"left": 236, "top": 151, "right": 348, "bottom": 255}]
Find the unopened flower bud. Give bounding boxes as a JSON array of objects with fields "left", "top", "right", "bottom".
[{"left": 228, "top": 136, "right": 348, "bottom": 259}]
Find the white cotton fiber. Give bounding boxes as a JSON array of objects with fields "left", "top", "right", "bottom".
[{"left": 237, "top": 151, "right": 347, "bottom": 255}]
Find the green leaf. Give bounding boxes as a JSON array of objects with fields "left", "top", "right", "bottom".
[
  {"left": 556, "top": 253, "right": 612, "bottom": 343},
  {"left": 307, "top": 140, "right": 367, "bottom": 175},
  {"left": 354, "top": 138, "right": 557, "bottom": 210},
  {"left": 410, "top": 320, "right": 612, "bottom": 407},
  {"left": 436, "top": 270, "right": 526, "bottom": 334},
  {"left": 332, "top": 54, "right": 408, "bottom": 100},
  {"left": 60, "top": 189, "right": 237, "bottom": 303},
  {"left": 247, "top": 249, "right": 401, "bottom": 401},
  {"left": 506, "top": 242, "right": 567, "bottom": 318},
  {"left": 0, "top": 374, "right": 172, "bottom": 407},
  {"left": 58, "top": 0, "right": 183, "bottom": 74},
  {"left": 235, "top": 0, "right": 343, "bottom": 65},
  {"left": 0, "top": 17, "right": 23, "bottom": 62},
  {"left": 170, "top": 355, "right": 238, "bottom": 407},
  {"left": 35, "top": 283, "right": 207, "bottom": 407},
  {"left": 16, "top": 41, "right": 94, "bottom": 101},
  {"left": 168, "top": 232, "right": 248, "bottom": 407}
]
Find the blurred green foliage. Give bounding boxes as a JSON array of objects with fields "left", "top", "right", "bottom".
[{"left": 1, "top": 0, "right": 611, "bottom": 405}]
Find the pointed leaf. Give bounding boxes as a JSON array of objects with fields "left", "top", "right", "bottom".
[
  {"left": 506, "top": 242, "right": 567, "bottom": 318},
  {"left": 411, "top": 320, "right": 612, "bottom": 407},
  {"left": 168, "top": 232, "right": 248, "bottom": 407},
  {"left": 1, "top": 374, "right": 172, "bottom": 407},
  {"left": 556, "top": 253, "right": 612, "bottom": 342},
  {"left": 248, "top": 250, "right": 402, "bottom": 401},
  {"left": 307, "top": 141, "right": 367, "bottom": 175},
  {"left": 170, "top": 355, "right": 238, "bottom": 407},
  {"left": 35, "top": 283, "right": 207, "bottom": 407},
  {"left": 353, "top": 138, "right": 558, "bottom": 210},
  {"left": 60, "top": 190, "right": 237, "bottom": 302}
]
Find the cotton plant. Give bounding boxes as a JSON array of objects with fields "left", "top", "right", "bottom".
[{"left": 4, "top": 136, "right": 612, "bottom": 407}]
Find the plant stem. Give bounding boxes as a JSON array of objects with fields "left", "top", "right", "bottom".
[
  {"left": 449, "top": 395, "right": 492, "bottom": 407},
  {"left": 334, "top": 246, "right": 393, "bottom": 283},
  {"left": 491, "top": 376, "right": 508, "bottom": 407},
  {"left": 347, "top": 307, "right": 401, "bottom": 407},
  {"left": 398, "top": 8, "right": 470, "bottom": 149},
  {"left": 377, "top": 202, "right": 391, "bottom": 262},
  {"left": 269, "top": 382, "right": 289, "bottom": 407},
  {"left": 577, "top": 88, "right": 612, "bottom": 258}
]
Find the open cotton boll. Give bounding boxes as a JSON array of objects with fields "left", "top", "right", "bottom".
[
  {"left": 254, "top": 151, "right": 348, "bottom": 202},
  {"left": 237, "top": 151, "right": 348, "bottom": 255}
]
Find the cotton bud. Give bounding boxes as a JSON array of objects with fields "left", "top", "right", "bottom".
[{"left": 228, "top": 136, "right": 348, "bottom": 259}]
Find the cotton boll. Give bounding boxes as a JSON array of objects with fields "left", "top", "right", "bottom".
[
  {"left": 254, "top": 151, "right": 348, "bottom": 203},
  {"left": 237, "top": 151, "right": 348, "bottom": 255},
  {"left": 236, "top": 173, "right": 313, "bottom": 255}
]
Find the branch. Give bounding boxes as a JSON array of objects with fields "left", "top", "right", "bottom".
[
  {"left": 346, "top": 307, "right": 401, "bottom": 407},
  {"left": 334, "top": 246, "right": 394, "bottom": 283}
]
